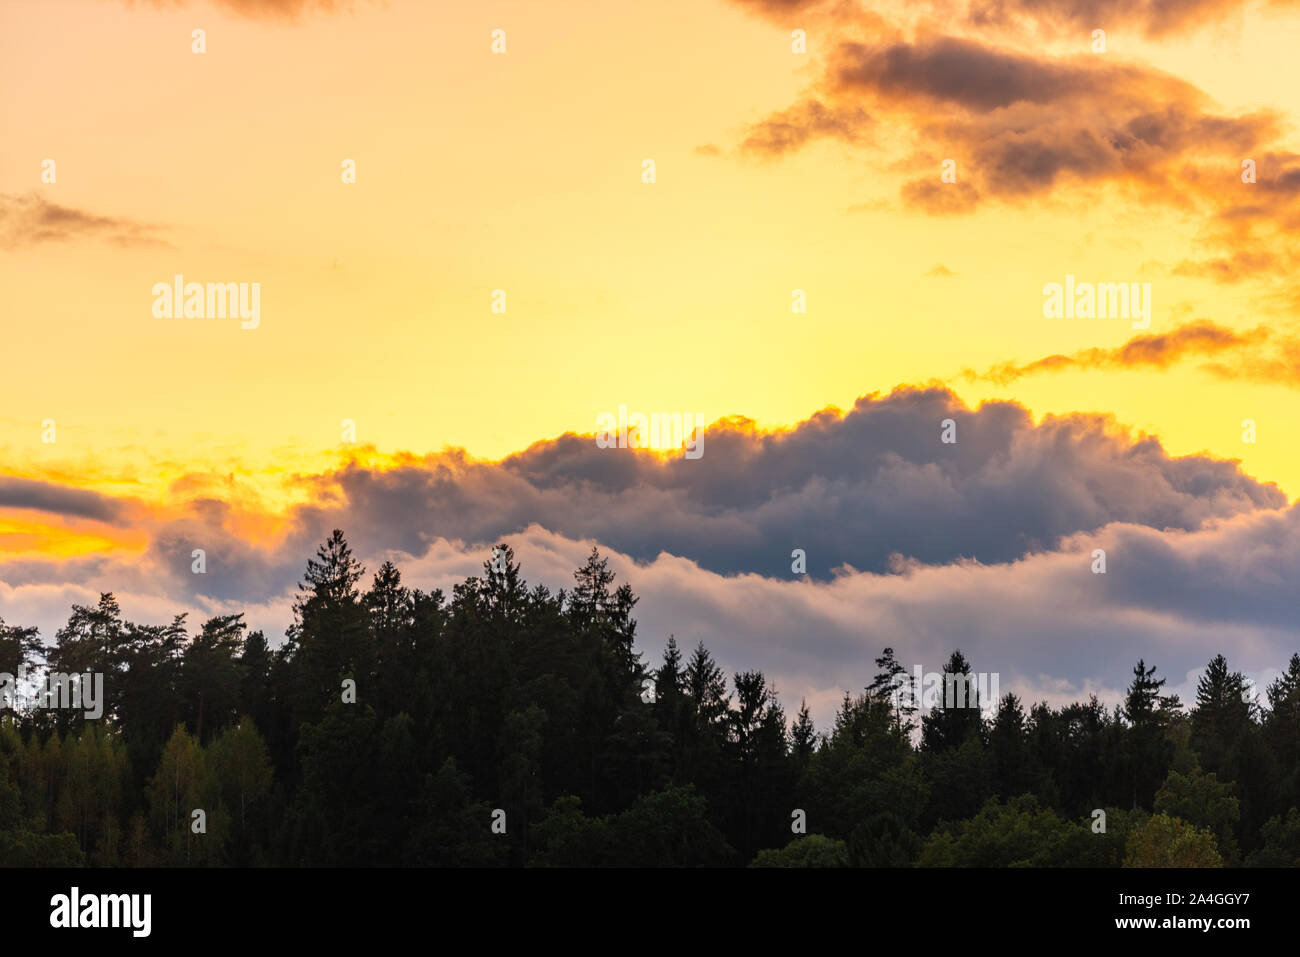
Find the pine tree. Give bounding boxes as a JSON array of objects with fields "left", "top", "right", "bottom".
[
  {"left": 920, "top": 650, "right": 984, "bottom": 752},
  {"left": 570, "top": 548, "right": 615, "bottom": 627},
  {"left": 284, "top": 530, "right": 371, "bottom": 730},
  {"left": 181, "top": 614, "right": 248, "bottom": 744},
  {"left": 868, "top": 646, "right": 916, "bottom": 733},
  {"left": 653, "top": 636, "right": 684, "bottom": 704},
  {"left": 1191, "top": 654, "right": 1254, "bottom": 774},
  {"left": 686, "top": 641, "right": 730, "bottom": 730},
  {"left": 791, "top": 699, "right": 816, "bottom": 767},
  {"left": 294, "top": 529, "right": 364, "bottom": 615},
  {"left": 1265, "top": 654, "right": 1300, "bottom": 777},
  {"left": 1121, "top": 660, "right": 1174, "bottom": 809},
  {"left": 989, "top": 693, "right": 1030, "bottom": 798},
  {"left": 1126, "top": 659, "right": 1170, "bottom": 724},
  {"left": 47, "top": 594, "right": 128, "bottom": 728},
  {"left": 0, "top": 618, "right": 41, "bottom": 678}
]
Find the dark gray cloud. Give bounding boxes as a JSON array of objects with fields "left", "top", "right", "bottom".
[
  {"left": 832, "top": 36, "right": 1099, "bottom": 111},
  {"left": 2, "top": 388, "right": 1285, "bottom": 604},
  {"left": 142, "top": 516, "right": 313, "bottom": 604},
  {"left": 268, "top": 387, "right": 1285, "bottom": 582},
  {"left": 0, "top": 477, "right": 128, "bottom": 523},
  {"left": 1092, "top": 509, "right": 1300, "bottom": 630}
]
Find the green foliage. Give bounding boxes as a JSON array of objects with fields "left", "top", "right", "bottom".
[
  {"left": 917, "top": 795, "right": 1083, "bottom": 867},
  {"left": 529, "top": 795, "right": 615, "bottom": 867},
  {"left": 1154, "top": 768, "right": 1240, "bottom": 863},
  {"left": 531, "top": 785, "right": 735, "bottom": 867},
  {"left": 751, "top": 833, "right": 849, "bottom": 867},
  {"left": 405, "top": 758, "right": 507, "bottom": 867},
  {"left": 1123, "top": 812, "right": 1223, "bottom": 868},
  {"left": 1247, "top": 808, "right": 1300, "bottom": 867},
  {"left": 606, "top": 785, "right": 736, "bottom": 866},
  {"left": 147, "top": 724, "right": 223, "bottom": 865},
  {"left": 1063, "top": 806, "right": 1148, "bottom": 867}
]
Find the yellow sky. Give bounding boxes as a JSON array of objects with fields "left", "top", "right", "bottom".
[{"left": 2, "top": 0, "right": 1299, "bottom": 526}]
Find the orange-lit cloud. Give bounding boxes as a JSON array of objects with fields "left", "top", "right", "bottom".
[
  {"left": 725, "top": 20, "right": 1300, "bottom": 295},
  {"left": 732, "top": 0, "right": 1300, "bottom": 39},
  {"left": 963, "top": 319, "right": 1300, "bottom": 389},
  {"left": 0, "top": 193, "right": 169, "bottom": 249}
]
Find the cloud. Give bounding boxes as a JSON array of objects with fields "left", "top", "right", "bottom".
[
  {"left": 810, "top": 37, "right": 1274, "bottom": 208},
  {"left": 965, "top": 320, "right": 1266, "bottom": 384},
  {"left": 925, "top": 263, "right": 957, "bottom": 277},
  {"left": 718, "top": 14, "right": 1300, "bottom": 291},
  {"left": 1172, "top": 250, "right": 1290, "bottom": 282},
  {"left": 751, "top": 32, "right": 1265, "bottom": 160},
  {"left": 2, "top": 382, "right": 1294, "bottom": 730},
  {"left": 729, "top": 0, "right": 832, "bottom": 15},
  {"left": 740, "top": 99, "right": 874, "bottom": 156},
  {"left": 901, "top": 178, "right": 980, "bottom": 214},
  {"left": 729, "top": 0, "right": 1300, "bottom": 39},
  {"left": 961, "top": 0, "right": 1300, "bottom": 38},
  {"left": 1199, "top": 336, "right": 1300, "bottom": 387},
  {"left": 831, "top": 36, "right": 1111, "bottom": 111},
  {"left": 963, "top": 320, "right": 1300, "bottom": 389},
  {"left": 0, "top": 193, "right": 168, "bottom": 250},
  {"left": 0, "top": 477, "right": 130, "bottom": 524},
  {"left": 378, "top": 387, "right": 1283, "bottom": 579},
  {"left": 3, "top": 386, "right": 1283, "bottom": 610}
]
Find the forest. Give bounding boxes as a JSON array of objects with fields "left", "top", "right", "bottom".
[{"left": 1, "top": 529, "right": 1298, "bottom": 868}]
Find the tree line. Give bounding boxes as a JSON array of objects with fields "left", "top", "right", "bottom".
[{"left": 1, "top": 529, "right": 1298, "bottom": 867}]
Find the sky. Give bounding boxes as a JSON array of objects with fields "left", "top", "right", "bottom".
[{"left": 3, "top": 0, "right": 1300, "bottom": 729}]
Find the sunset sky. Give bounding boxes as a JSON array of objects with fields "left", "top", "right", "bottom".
[{"left": 3, "top": 0, "right": 1300, "bottom": 726}]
